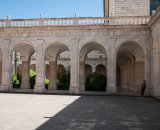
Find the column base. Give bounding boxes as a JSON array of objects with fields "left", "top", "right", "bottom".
[
  {"left": 48, "top": 88, "right": 57, "bottom": 91},
  {"left": 48, "top": 85, "right": 57, "bottom": 91},
  {"left": 153, "top": 87, "right": 160, "bottom": 98},
  {"left": 69, "top": 86, "right": 79, "bottom": 94},
  {"left": 34, "top": 86, "right": 45, "bottom": 93},
  {"left": 78, "top": 85, "right": 85, "bottom": 93},
  {"left": 0, "top": 85, "right": 11, "bottom": 92},
  {"left": 144, "top": 87, "right": 152, "bottom": 96},
  {"left": 21, "top": 83, "right": 30, "bottom": 89},
  {"left": 106, "top": 86, "right": 117, "bottom": 95}
]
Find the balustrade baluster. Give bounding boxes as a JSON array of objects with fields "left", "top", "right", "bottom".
[
  {"left": 80, "top": 19, "right": 82, "bottom": 25},
  {"left": 101, "top": 18, "right": 103, "bottom": 25},
  {"left": 50, "top": 20, "right": 52, "bottom": 26}
]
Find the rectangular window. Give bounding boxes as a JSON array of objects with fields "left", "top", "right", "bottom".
[{"left": 150, "top": 0, "right": 160, "bottom": 15}]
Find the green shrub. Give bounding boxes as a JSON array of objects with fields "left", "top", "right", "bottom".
[
  {"left": 30, "top": 75, "right": 36, "bottom": 89},
  {"left": 30, "top": 69, "right": 36, "bottom": 89},
  {"left": 12, "top": 68, "right": 70, "bottom": 90},
  {"left": 12, "top": 73, "right": 20, "bottom": 88},
  {"left": 85, "top": 73, "right": 107, "bottom": 91},
  {"left": 30, "top": 69, "right": 36, "bottom": 77},
  {"left": 57, "top": 68, "right": 70, "bottom": 90},
  {"left": 57, "top": 84, "right": 69, "bottom": 90},
  {"left": 45, "top": 79, "right": 49, "bottom": 89},
  {"left": 12, "top": 73, "right": 17, "bottom": 84}
]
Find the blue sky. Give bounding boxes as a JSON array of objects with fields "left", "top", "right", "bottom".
[{"left": 0, "top": 0, "right": 103, "bottom": 19}]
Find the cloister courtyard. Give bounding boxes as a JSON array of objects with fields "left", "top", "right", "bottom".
[
  {"left": 0, "top": 93, "right": 160, "bottom": 130},
  {"left": 0, "top": 0, "right": 160, "bottom": 130}
]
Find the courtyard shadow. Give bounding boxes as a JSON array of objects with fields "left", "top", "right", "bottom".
[{"left": 36, "top": 96, "right": 160, "bottom": 130}]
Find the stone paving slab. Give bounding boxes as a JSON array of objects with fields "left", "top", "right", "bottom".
[
  {"left": 0, "top": 93, "right": 160, "bottom": 130},
  {"left": 0, "top": 93, "right": 80, "bottom": 130}
]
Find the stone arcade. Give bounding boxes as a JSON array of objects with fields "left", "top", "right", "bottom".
[{"left": 0, "top": 0, "right": 160, "bottom": 98}]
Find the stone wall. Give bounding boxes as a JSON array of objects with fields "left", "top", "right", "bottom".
[
  {"left": 149, "top": 7, "right": 160, "bottom": 98},
  {"left": 109, "top": 0, "right": 150, "bottom": 16}
]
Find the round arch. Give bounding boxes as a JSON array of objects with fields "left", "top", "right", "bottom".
[
  {"left": 10, "top": 41, "right": 36, "bottom": 57},
  {"left": 116, "top": 41, "right": 146, "bottom": 95},
  {"left": 79, "top": 42, "right": 108, "bottom": 92},
  {"left": 45, "top": 42, "right": 71, "bottom": 61},
  {"left": 115, "top": 40, "right": 148, "bottom": 57},
  {"left": 45, "top": 43, "right": 71, "bottom": 91},
  {"left": 11, "top": 42, "right": 36, "bottom": 90},
  {"left": 80, "top": 42, "right": 108, "bottom": 61},
  {"left": 79, "top": 39, "right": 109, "bottom": 56}
]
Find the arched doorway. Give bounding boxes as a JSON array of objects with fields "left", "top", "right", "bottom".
[
  {"left": 11, "top": 43, "right": 35, "bottom": 89},
  {"left": 116, "top": 41, "right": 146, "bottom": 95},
  {"left": 45, "top": 43, "right": 70, "bottom": 91},
  {"left": 80, "top": 43, "right": 107, "bottom": 92}
]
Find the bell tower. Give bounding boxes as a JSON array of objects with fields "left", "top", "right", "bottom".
[
  {"left": 104, "top": 0, "right": 150, "bottom": 17},
  {"left": 104, "top": 0, "right": 109, "bottom": 17}
]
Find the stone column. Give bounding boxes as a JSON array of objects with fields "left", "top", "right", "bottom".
[
  {"left": 124, "top": 64, "right": 127, "bottom": 88},
  {"left": 126, "top": 63, "right": 129, "bottom": 88},
  {"left": 120, "top": 66, "right": 125, "bottom": 87},
  {"left": 152, "top": 54, "right": 160, "bottom": 97},
  {"left": 34, "top": 58, "right": 45, "bottom": 93},
  {"left": 48, "top": 61, "right": 57, "bottom": 90},
  {"left": 135, "top": 61, "right": 145, "bottom": 92},
  {"left": 144, "top": 55, "right": 152, "bottom": 95},
  {"left": 129, "top": 62, "right": 132, "bottom": 89},
  {"left": 123, "top": 66, "right": 126, "bottom": 87},
  {"left": 21, "top": 61, "right": 30, "bottom": 89},
  {"left": 152, "top": 37, "right": 160, "bottom": 98},
  {"left": 130, "top": 61, "right": 134, "bottom": 90},
  {"left": 107, "top": 55, "right": 117, "bottom": 94},
  {"left": 79, "top": 60, "right": 85, "bottom": 92},
  {"left": 34, "top": 40, "right": 45, "bottom": 93},
  {"left": 132, "top": 61, "right": 136, "bottom": 89},
  {"left": 127, "top": 63, "right": 130, "bottom": 88},
  {"left": 70, "top": 41, "right": 79, "bottom": 94},
  {"left": 0, "top": 61, "right": 2, "bottom": 85},
  {"left": 1, "top": 48, "right": 12, "bottom": 91},
  {"left": 92, "top": 64, "right": 96, "bottom": 73}
]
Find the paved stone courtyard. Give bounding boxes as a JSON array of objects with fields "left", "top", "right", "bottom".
[{"left": 0, "top": 94, "right": 160, "bottom": 130}]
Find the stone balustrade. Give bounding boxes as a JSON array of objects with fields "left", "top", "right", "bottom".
[
  {"left": 113, "top": 16, "right": 151, "bottom": 25},
  {"left": 0, "top": 16, "right": 150, "bottom": 27}
]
